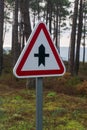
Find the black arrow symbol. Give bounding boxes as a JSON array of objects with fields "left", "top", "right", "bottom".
[{"left": 34, "top": 44, "right": 49, "bottom": 66}]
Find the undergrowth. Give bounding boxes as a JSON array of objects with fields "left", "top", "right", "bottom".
[{"left": 0, "top": 55, "right": 87, "bottom": 129}]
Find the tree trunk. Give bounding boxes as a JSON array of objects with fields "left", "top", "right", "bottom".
[
  {"left": 20, "top": 0, "right": 31, "bottom": 41},
  {"left": 83, "top": 31, "right": 85, "bottom": 65},
  {"left": 68, "top": 0, "right": 79, "bottom": 75},
  {"left": 20, "top": 0, "right": 35, "bottom": 88},
  {"left": 53, "top": 9, "right": 56, "bottom": 42},
  {"left": 0, "top": 0, "right": 4, "bottom": 75},
  {"left": 46, "top": 0, "right": 49, "bottom": 24},
  {"left": 55, "top": 5, "right": 59, "bottom": 50},
  {"left": 36, "top": 0, "right": 40, "bottom": 20},
  {"left": 83, "top": 2, "right": 86, "bottom": 65},
  {"left": 74, "top": 0, "right": 83, "bottom": 75},
  {"left": 49, "top": 1, "right": 52, "bottom": 34},
  {"left": 12, "top": 0, "right": 20, "bottom": 66},
  {"left": 33, "top": 10, "right": 36, "bottom": 28}
]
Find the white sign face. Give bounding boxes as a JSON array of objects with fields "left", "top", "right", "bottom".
[
  {"left": 13, "top": 21, "right": 66, "bottom": 78},
  {"left": 22, "top": 30, "right": 59, "bottom": 71}
]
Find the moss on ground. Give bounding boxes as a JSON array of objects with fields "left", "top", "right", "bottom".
[{"left": 0, "top": 84, "right": 87, "bottom": 130}]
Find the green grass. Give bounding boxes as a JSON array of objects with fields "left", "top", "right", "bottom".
[{"left": 0, "top": 83, "right": 87, "bottom": 130}]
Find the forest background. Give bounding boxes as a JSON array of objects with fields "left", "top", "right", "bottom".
[
  {"left": 0, "top": 0, "right": 87, "bottom": 130},
  {"left": 0, "top": 0, "right": 87, "bottom": 76}
]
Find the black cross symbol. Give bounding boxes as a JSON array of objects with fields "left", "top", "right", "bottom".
[{"left": 34, "top": 44, "right": 49, "bottom": 66}]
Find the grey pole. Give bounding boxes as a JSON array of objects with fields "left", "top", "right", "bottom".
[{"left": 36, "top": 77, "right": 43, "bottom": 130}]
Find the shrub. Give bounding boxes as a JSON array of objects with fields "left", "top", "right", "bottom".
[
  {"left": 66, "top": 76, "right": 81, "bottom": 87},
  {"left": 66, "top": 120, "right": 85, "bottom": 130},
  {"left": 77, "top": 80, "right": 87, "bottom": 96}
]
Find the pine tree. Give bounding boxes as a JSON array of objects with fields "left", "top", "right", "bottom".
[
  {"left": 68, "top": 0, "right": 79, "bottom": 75},
  {"left": 0, "top": 0, "right": 4, "bottom": 75},
  {"left": 74, "top": 0, "right": 83, "bottom": 75}
]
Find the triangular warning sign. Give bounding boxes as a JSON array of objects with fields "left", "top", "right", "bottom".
[{"left": 13, "top": 21, "right": 66, "bottom": 78}]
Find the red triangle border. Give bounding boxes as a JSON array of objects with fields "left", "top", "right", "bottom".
[{"left": 14, "top": 22, "right": 65, "bottom": 77}]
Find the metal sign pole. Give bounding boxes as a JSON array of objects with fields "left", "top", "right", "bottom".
[{"left": 36, "top": 77, "right": 43, "bottom": 130}]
